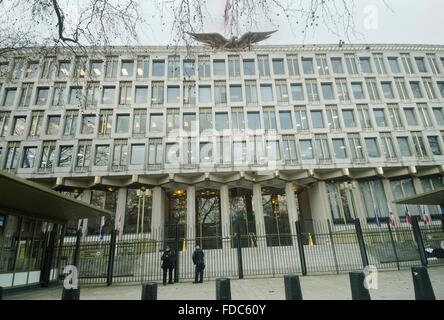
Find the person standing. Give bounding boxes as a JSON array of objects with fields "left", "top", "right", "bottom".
[
  {"left": 161, "top": 246, "right": 175, "bottom": 285},
  {"left": 192, "top": 244, "right": 205, "bottom": 284}
]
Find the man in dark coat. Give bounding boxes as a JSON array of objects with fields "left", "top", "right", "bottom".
[
  {"left": 161, "top": 246, "right": 175, "bottom": 285},
  {"left": 192, "top": 244, "right": 205, "bottom": 283}
]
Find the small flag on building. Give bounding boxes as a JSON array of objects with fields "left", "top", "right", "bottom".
[
  {"left": 422, "top": 206, "right": 430, "bottom": 225},
  {"left": 388, "top": 206, "right": 396, "bottom": 227},
  {"left": 374, "top": 207, "right": 381, "bottom": 227},
  {"left": 79, "top": 219, "right": 84, "bottom": 231},
  {"left": 100, "top": 216, "right": 105, "bottom": 241},
  {"left": 116, "top": 215, "right": 122, "bottom": 237},
  {"left": 405, "top": 206, "right": 412, "bottom": 225},
  {"left": 224, "top": 0, "right": 232, "bottom": 26}
]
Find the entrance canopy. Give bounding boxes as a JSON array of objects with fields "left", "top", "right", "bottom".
[
  {"left": 0, "top": 171, "right": 111, "bottom": 223},
  {"left": 393, "top": 187, "right": 444, "bottom": 207}
]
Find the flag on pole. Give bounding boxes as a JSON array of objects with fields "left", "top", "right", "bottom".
[
  {"left": 388, "top": 205, "right": 396, "bottom": 227},
  {"left": 422, "top": 206, "right": 430, "bottom": 225},
  {"left": 405, "top": 206, "right": 412, "bottom": 225},
  {"left": 100, "top": 216, "right": 105, "bottom": 241},
  {"left": 116, "top": 216, "right": 122, "bottom": 237},
  {"left": 224, "top": 0, "right": 232, "bottom": 26},
  {"left": 79, "top": 219, "right": 84, "bottom": 231},
  {"left": 374, "top": 207, "right": 381, "bottom": 227}
]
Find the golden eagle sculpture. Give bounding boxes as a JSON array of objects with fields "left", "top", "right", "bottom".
[{"left": 187, "top": 30, "right": 277, "bottom": 51}]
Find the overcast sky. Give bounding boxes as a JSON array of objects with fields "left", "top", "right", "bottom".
[{"left": 140, "top": 0, "right": 444, "bottom": 46}]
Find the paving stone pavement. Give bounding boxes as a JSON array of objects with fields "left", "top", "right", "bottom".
[{"left": 4, "top": 266, "right": 444, "bottom": 300}]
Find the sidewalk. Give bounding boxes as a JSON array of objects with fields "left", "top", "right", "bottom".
[{"left": 4, "top": 266, "right": 444, "bottom": 300}]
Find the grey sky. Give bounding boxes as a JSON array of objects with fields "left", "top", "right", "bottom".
[{"left": 140, "top": 0, "right": 444, "bottom": 46}]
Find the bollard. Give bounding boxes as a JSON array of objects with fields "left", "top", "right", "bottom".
[
  {"left": 411, "top": 266, "right": 436, "bottom": 300},
  {"left": 61, "top": 287, "right": 80, "bottom": 300},
  {"left": 141, "top": 282, "right": 158, "bottom": 300},
  {"left": 0, "top": 286, "right": 3, "bottom": 300},
  {"left": 284, "top": 274, "right": 303, "bottom": 300},
  {"left": 349, "top": 271, "right": 371, "bottom": 300},
  {"left": 216, "top": 278, "right": 231, "bottom": 300}
]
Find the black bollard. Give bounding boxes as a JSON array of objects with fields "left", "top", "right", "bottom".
[
  {"left": 412, "top": 266, "right": 436, "bottom": 300},
  {"left": 216, "top": 278, "right": 231, "bottom": 300},
  {"left": 61, "top": 287, "right": 80, "bottom": 300},
  {"left": 0, "top": 286, "right": 3, "bottom": 300},
  {"left": 349, "top": 271, "right": 371, "bottom": 300},
  {"left": 284, "top": 274, "right": 303, "bottom": 300},
  {"left": 141, "top": 282, "right": 158, "bottom": 300}
]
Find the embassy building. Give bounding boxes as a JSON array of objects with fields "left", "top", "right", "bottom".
[{"left": 0, "top": 43, "right": 444, "bottom": 249}]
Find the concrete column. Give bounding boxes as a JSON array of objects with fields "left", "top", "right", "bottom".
[
  {"left": 285, "top": 182, "right": 298, "bottom": 238},
  {"left": 115, "top": 188, "right": 127, "bottom": 238},
  {"left": 151, "top": 186, "right": 165, "bottom": 242},
  {"left": 252, "top": 183, "right": 266, "bottom": 247},
  {"left": 186, "top": 185, "right": 196, "bottom": 248},
  {"left": 80, "top": 189, "right": 92, "bottom": 240},
  {"left": 351, "top": 180, "right": 368, "bottom": 228},
  {"left": 382, "top": 178, "right": 401, "bottom": 226},
  {"left": 220, "top": 184, "right": 231, "bottom": 249},
  {"left": 308, "top": 181, "right": 331, "bottom": 235}
]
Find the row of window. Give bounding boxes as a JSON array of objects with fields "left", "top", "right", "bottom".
[
  {"left": 1, "top": 52, "right": 444, "bottom": 82},
  {"left": 1, "top": 77, "right": 444, "bottom": 108},
  {"left": 2, "top": 131, "right": 443, "bottom": 170},
  {"left": 1, "top": 105, "right": 443, "bottom": 138}
]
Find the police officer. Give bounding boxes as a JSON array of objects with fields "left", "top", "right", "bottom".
[
  {"left": 161, "top": 245, "right": 175, "bottom": 285},
  {"left": 192, "top": 244, "right": 205, "bottom": 284}
]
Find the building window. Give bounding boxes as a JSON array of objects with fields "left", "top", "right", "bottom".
[
  {"left": 311, "top": 110, "right": 324, "bottom": 129},
  {"left": 279, "top": 111, "right": 293, "bottom": 130},
  {"left": 366, "top": 78, "right": 380, "bottom": 101},
  {"left": 260, "top": 84, "right": 273, "bottom": 102},
  {"left": 213, "top": 59, "right": 225, "bottom": 76},
  {"left": 257, "top": 55, "right": 270, "bottom": 77},
  {"left": 217, "top": 137, "right": 231, "bottom": 164},
  {"left": 381, "top": 82, "right": 395, "bottom": 99},
  {"left": 427, "top": 54, "right": 440, "bottom": 75},
  {"left": 243, "top": 59, "right": 255, "bottom": 76},
  {"left": 397, "top": 137, "right": 412, "bottom": 157},
  {"left": 116, "top": 114, "right": 130, "bottom": 134},
  {"left": 233, "top": 141, "right": 247, "bottom": 162},
  {"left": 247, "top": 112, "right": 261, "bottom": 130},
  {"left": 373, "top": 54, "right": 387, "bottom": 74},
  {"left": 365, "top": 137, "right": 380, "bottom": 158},
  {"left": 5, "top": 143, "right": 20, "bottom": 169},
  {"left": 230, "top": 84, "right": 243, "bottom": 102},
  {"left": 58, "top": 145, "right": 73, "bottom": 167},
  {"left": 22, "top": 146, "right": 37, "bottom": 168},
  {"left": 76, "top": 141, "right": 92, "bottom": 168},
  {"left": 105, "top": 57, "right": 118, "bottom": 79},
  {"left": 391, "top": 177, "right": 420, "bottom": 220},
  {"left": 69, "top": 87, "right": 82, "bottom": 105},
  {"left": 373, "top": 108, "right": 388, "bottom": 127},
  {"left": 34, "top": 87, "right": 48, "bottom": 106},
  {"left": 342, "top": 109, "right": 356, "bottom": 128},
  {"left": 148, "top": 139, "right": 163, "bottom": 165},
  {"left": 113, "top": 140, "right": 128, "bottom": 166},
  {"left": 316, "top": 55, "right": 329, "bottom": 75},
  {"left": 332, "top": 138, "right": 347, "bottom": 159},
  {"left": 299, "top": 139, "right": 314, "bottom": 160},
  {"left": 294, "top": 107, "right": 308, "bottom": 131},
  {"left": 200, "top": 142, "right": 213, "bottom": 162},
  {"left": 438, "top": 82, "right": 444, "bottom": 98},
  {"left": 133, "top": 110, "right": 147, "bottom": 135},
  {"left": 331, "top": 57, "right": 344, "bottom": 74},
  {"left": 359, "top": 57, "right": 372, "bottom": 73},
  {"left": 357, "top": 105, "right": 372, "bottom": 129},
  {"left": 415, "top": 57, "right": 427, "bottom": 73},
  {"left": 327, "top": 181, "right": 357, "bottom": 223},
  {"left": 183, "top": 137, "right": 196, "bottom": 164},
  {"left": 136, "top": 57, "right": 149, "bottom": 78},
  {"left": 215, "top": 112, "right": 228, "bottom": 131},
  {"left": 266, "top": 140, "right": 281, "bottom": 161},
  {"left": 404, "top": 108, "right": 418, "bottom": 126},
  {"left": 275, "top": 80, "right": 289, "bottom": 103},
  {"left": 263, "top": 107, "right": 276, "bottom": 131},
  {"left": 388, "top": 57, "right": 400, "bottom": 73},
  {"left": 150, "top": 114, "right": 163, "bottom": 133},
  {"left": 321, "top": 83, "right": 334, "bottom": 100},
  {"left": 302, "top": 58, "right": 314, "bottom": 74},
  {"left": 135, "top": 86, "right": 148, "bottom": 104},
  {"left": 199, "top": 108, "right": 213, "bottom": 132},
  {"left": 282, "top": 135, "right": 297, "bottom": 162},
  {"left": 183, "top": 113, "right": 196, "bottom": 132},
  {"left": 422, "top": 78, "right": 437, "bottom": 99},
  {"left": 152, "top": 60, "right": 165, "bottom": 77},
  {"left": 29, "top": 111, "right": 43, "bottom": 137},
  {"left": 315, "top": 135, "right": 331, "bottom": 160},
  {"left": 167, "top": 86, "right": 180, "bottom": 103},
  {"left": 198, "top": 56, "right": 210, "bottom": 78},
  {"left": 57, "top": 61, "right": 70, "bottom": 78},
  {"left": 421, "top": 175, "right": 444, "bottom": 215},
  {"left": 388, "top": 104, "right": 403, "bottom": 129},
  {"left": 94, "top": 145, "right": 110, "bottom": 166},
  {"left": 290, "top": 83, "right": 304, "bottom": 101},
  {"left": 119, "top": 82, "right": 132, "bottom": 105},
  {"left": 412, "top": 132, "right": 428, "bottom": 159},
  {"left": 81, "top": 115, "right": 95, "bottom": 134},
  {"left": 184, "top": 82, "right": 196, "bottom": 104},
  {"left": 287, "top": 55, "right": 299, "bottom": 76},
  {"left": 39, "top": 141, "right": 56, "bottom": 169},
  {"left": 400, "top": 53, "right": 414, "bottom": 74},
  {"left": 427, "top": 136, "right": 442, "bottom": 156},
  {"left": 335, "top": 78, "right": 350, "bottom": 101},
  {"left": 168, "top": 56, "right": 180, "bottom": 79},
  {"left": 12, "top": 116, "right": 26, "bottom": 136},
  {"left": 214, "top": 81, "right": 227, "bottom": 104},
  {"left": 90, "top": 60, "right": 103, "bottom": 78},
  {"left": 410, "top": 81, "right": 423, "bottom": 99},
  {"left": 348, "top": 134, "right": 364, "bottom": 160},
  {"left": 272, "top": 59, "right": 285, "bottom": 75},
  {"left": 228, "top": 56, "right": 241, "bottom": 77},
  {"left": 359, "top": 179, "right": 389, "bottom": 220},
  {"left": 98, "top": 110, "right": 113, "bottom": 136},
  {"left": 326, "top": 106, "right": 340, "bottom": 130},
  {"left": 3, "top": 88, "right": 17, "bottom": 106},
  {"left": 395, "top": 78, "right": 409, "bottom": 100},
  {"left": 101, "top": 86, "right": 115, "bottom": 105},
  {"left": 64, "top": 111, "right": 78, "bottom": 136},
  {"left": 46, "top": 115, "right": 61, "bottom": 135},
  {"left": 184, "top": 60, "right": 195, "bottom": 77},
  {"left": 198, "top": 85, "right": 212, "bottom": 103},
  {"left": 380, "top": 133, "right": 397, "bottom": 160},
  {"left": 305, "top": 80, "right": 319, "bottom": 102},
  {"left": 417, "top": 104, "right": 432, "bottom": 128},
  {"left": 433, "top": 107, "right": 444, "bottom": 126},
  {"left": 167, "top": 109, "right": 180, "bottom": 132},
  {"left": 345, "top": 54, "right": 358, "bottom": 75},
  {"left": 86, "top": 82, "right": 100, "bottom": 106},
  {"left": 231, "top": 108, "right": 244, "bottom": 130},
  {"left": 249, "top": 136, "right": 264, "bottom": 164},
  {"left": 41, "top": 59, "right": 55, "bottom": 79},
  {"left": 130, "top": 144, "right": 145, "bottom": 165},
  {"left": 351, "top": 82, "right": 365, "bottom": 100},
  {"left": 18, "top": 83, "right": 33, "bottom": 107},
  {"left": 0, "top": 112, "right": 10, "bottom": 137},
  {"left": 151, "top": 82, "right": 164, "bottom": 104}
]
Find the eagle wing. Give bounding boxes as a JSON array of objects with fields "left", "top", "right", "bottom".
[
  {"left": 237, "top": 30, "right": 277, "bottom": 48},
  {"left": 187, "top": 32, "right": 229, "bottom": 48}
]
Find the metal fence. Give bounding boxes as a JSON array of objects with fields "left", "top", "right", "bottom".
[{"left": 56, "top": 216, "right": 444, "bottom": 286}]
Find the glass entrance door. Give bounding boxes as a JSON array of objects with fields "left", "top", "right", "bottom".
[{"left": 196, "top": 189, "right": 221, "bottom": 249}]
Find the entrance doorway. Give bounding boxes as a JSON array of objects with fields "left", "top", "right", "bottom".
[
  {"left": 262, "top": 187, "right": 292, "bottom": 246},
  {"left": 196, "top": 189, "right": 221, "bottom": 249}
]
